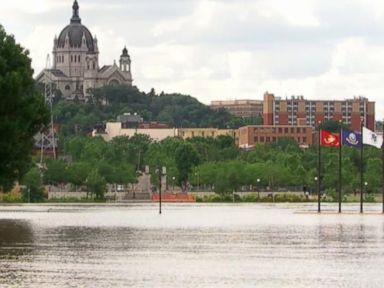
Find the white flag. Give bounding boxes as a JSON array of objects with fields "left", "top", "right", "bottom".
[{"left": 363, "top": 127, "right": 383, "bottom": 149}]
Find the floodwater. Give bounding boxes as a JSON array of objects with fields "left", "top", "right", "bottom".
[{"left": 0, "top": 203, "right": 384, "bottom": 288}]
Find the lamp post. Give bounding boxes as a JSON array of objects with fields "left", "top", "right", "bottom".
[
  {"left": 195, "top": 172, "right": 200, "bottom": 191},
  {"left": 257, "top": 178, "right": 260, "bottom": 199},
  {"left": 364, "top": 181, "right": 368, "bottom": 195},
  {"left": 156, "top": 166, "right": 166, "bottom": 215},
  {"left": 172, "top": 176, "right": 175, "bottom": 191}
]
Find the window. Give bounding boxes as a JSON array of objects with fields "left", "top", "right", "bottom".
[
  {"left": 260, "top": 136, "right": 265, "bottom": 142},
  {"left": 93, "top": 62, "right": 96, "bottom": 69},
  {"left": 65, "top": 85, "right": 70, "bottom": 90},
  {"left": 266, "top": 137, "right": 270, "bottom": 142},
  {"left": 71, "top": 55, "right": 73, "bottom": 62},
  {"left": 78, "top": 55, "right": 81, "bottom": 62}
]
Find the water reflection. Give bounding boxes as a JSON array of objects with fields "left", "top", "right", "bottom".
[
  {"left": 0, "top": 204, "right": 383, "bottom": 287},
  {"left": 0, "top": 219, "right": 34, "bottom": 256}
]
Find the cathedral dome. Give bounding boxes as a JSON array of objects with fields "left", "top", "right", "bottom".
[{"left": 56, "top": 1, "right": 95, "bottom": 52}]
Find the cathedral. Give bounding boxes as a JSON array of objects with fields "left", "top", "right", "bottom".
[{"left": 36, "top": 0, "right": 133, "bottom": 100}]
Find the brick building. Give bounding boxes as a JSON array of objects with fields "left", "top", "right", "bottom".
[
  {"left": 263, "top": 92, "right": 375, "bottom": 131},
  {"left": 238, "top": 125, "right": 314, "bottom": 149},
  {"left": 210, "top": 100, "right": 263, "bottom": 118}
]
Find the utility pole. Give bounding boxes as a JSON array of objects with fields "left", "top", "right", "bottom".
[{"left": 40, "top": 54, "right": 57, "bottom": 164}]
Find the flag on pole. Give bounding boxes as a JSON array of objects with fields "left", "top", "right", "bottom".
[
  {"left": 341, "top": 130, "right": 362, "bottom": 148},
  {"left": 320, "top": 130, "right": 340, "bottom": 147},
  {"left": 362, "top": 127, "right": 383, "bottom": 149}
]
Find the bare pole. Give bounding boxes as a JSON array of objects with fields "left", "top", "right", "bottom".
[
  {"left": 317, "top": 121, "right": 322, "bottom": 213},
  {"left": 360, "top": 117, "right": 364, "bottom": 214},
  {"left": 41, "top": 54, "right": 56, "bottom": 162},
  {"left": 382, "top": 119, "right": 384, "bottom": 214},
  {"left": 338, "top": 121, "right": 342, "bottom": 213}
]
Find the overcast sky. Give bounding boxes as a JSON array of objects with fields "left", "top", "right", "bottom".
[{"left": 1, "top": 0, "right": 384, "bottom": 119}]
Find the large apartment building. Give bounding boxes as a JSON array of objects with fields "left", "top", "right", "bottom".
[
  {"left": 210, "top": 100, "right": 263, "bottom": 118},
  {"left": 263, "top": 92, "right": 375, "bottom": 131}
]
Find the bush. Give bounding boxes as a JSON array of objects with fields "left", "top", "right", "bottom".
[
  {"left": 46, "top": 197, "right": 105, "bottom": 203},
  {"left": 241, "top": 193, "right": 259, "bottom": 202},
  {"left": 1, "top": 193, "right": 23, "bottom": 203},
  {"left": 364, "top": 194, "right": 376, "bottom": 203},
  {"left": 274, "top": 193, "right": 305, "bottom": 202}
]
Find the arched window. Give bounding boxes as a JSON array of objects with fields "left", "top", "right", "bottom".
[
  {"left": 109, "top": 79, "right": 120, "bottom": 86},
  {"left": 65, "top": 85, "right": 70, "bottom": 90}
]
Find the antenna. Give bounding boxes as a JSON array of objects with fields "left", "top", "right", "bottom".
[{"left": 39, "top": 54, "right": 57, "bottom": 164}]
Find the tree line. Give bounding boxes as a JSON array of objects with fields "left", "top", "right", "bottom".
[
  {"left": 16, "top": 133, "right": 382, "bottom": 201},
  {"left": 52, "top": 85, "right": 262, "bottom": 137}
]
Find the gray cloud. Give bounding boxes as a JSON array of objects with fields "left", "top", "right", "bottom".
[{"left": 1, "top": 0, "right": 384, "bottom": 118}]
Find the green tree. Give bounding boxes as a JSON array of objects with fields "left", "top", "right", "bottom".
[
  {"left": 44, "top": 160, "right": 68, "bottom": 185},
  {"left": 86, "top": 170, "right": 106, "bottom": 200},
  {"left": 21, "top": 167, "right": 44, "bottom": 202},
  {"left": 175, "top": 143, "right": 200, "bottom": 191},
  {"left": 365, "top": 158, "right": 381, "bottom": 193},
  {"left": 319, "top": 120, "right": 349, "bottom": 133},
  {"left": 67, "top": 162, "right": 91, "bottom": 191},
  {"left": 0, "top": 25, "right": 49, "bottom": 191}
]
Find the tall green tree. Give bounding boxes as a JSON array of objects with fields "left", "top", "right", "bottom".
[
  {"left": 86, "top": 170, "right": 106, "bottom": 200},
  {"left": 0, "top": 25, "right": 49, "bottom": 191},
  {"left": 21, "top": 167, "right": 44, "bottom": 202},
  {"left": 175, "top": 142, "right": 200, "bottom": 191},
  {"left": 44, "top": 160, "right": 68, "bottom": 185}
]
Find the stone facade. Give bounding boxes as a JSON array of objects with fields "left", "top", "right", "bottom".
[{"left": 36, "top": 0, "right": 132, "bottom": 101}]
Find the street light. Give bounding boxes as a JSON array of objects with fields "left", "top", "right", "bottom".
[
  {"left": 257, "top": 178, "right": 260, "bottom": 199},
  {"left": 155, "top": 166, "right": 166, "bottom": 214},
  {"left": 364, "top": 181, "right": 368, "bottom": 194},
  {"left": 172, "top": 176, "right": 175, "bottom": 191},
  {"left": 195, "top": 172, "right": 200, "bottom": 191}
]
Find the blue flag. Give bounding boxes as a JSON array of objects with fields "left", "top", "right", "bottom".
[{"left": 341, "top": 130, "right": 362, "bottom": 148}]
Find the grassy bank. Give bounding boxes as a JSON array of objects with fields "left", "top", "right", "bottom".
[{"left": 195, "top": 192, "right": 383, "bottom": 203}]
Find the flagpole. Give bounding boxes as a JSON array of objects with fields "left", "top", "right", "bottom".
[
  {"left": 338, "top": 122, "right": 342, "bottom": 213},
  {"left": 382, "top": 119, "right": 384, "bottom": 214},
  {"left": 360, "top": 117, "right": 364, "bottom": 214},
  {"left": 317, "top": 121, "right": 321, "bottom": 213}
]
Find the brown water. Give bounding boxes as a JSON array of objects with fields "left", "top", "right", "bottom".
[{"left": 0, "top": 203, "right": 384, "bottom": 287}]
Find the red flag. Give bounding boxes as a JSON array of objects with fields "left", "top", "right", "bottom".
[{"left": 320, "top": 130, "right": 340, "bottom": 147}]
